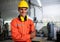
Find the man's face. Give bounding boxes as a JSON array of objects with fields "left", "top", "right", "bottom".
[{"left": 18, "top": 7, "right": 28, "bottom": 17}]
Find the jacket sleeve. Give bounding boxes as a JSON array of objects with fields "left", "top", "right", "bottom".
[
  {"left": 21, "top": 20, "right": 36, "bottom": 40},
  {"left": 30, "top": 20, "right": 36, "bottom": 39},
  {"left": 30, "top": 20, "right": 35, "bottom": 32},
  {"left": 11, "top": 20, "right": 21, "bottom": 41}
]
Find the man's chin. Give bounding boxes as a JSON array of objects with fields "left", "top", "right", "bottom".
[{"left": 21, "top": 14, "right": 26, "bottom": 17}]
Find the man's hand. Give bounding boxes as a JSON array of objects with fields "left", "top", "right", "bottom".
[{"left": 30, "top": 31, "right": 36, "bottom": 39}]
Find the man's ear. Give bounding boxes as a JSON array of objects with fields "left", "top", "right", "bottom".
[
  {"left": 18, "top": 8, "right": 19, "bottom": 11},
  {"left": 18, "top": 7, "right": 20, "bottom": 11}
]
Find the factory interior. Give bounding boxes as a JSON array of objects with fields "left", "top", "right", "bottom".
[{"left": 0, "top": 0, "right": 60, "bottom": 42}]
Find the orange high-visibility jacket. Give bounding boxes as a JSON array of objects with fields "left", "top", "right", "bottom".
[{"left": 11, "top": 17, "right": 35, "bottom": 42}]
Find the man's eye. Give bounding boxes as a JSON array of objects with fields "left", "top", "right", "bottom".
[
  {"left": 20, "top": 9, "right": 23, "bottom": 10},
  {"left": 25, "top": 9, "right": 27, "bottom": 10},
  {"left": 20, "top": 9, "right": 27, "bottom": 10}
]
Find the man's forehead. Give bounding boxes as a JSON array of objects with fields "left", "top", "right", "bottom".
[{"left": 18, "top": 7, "right": 28, "bottom": 9}]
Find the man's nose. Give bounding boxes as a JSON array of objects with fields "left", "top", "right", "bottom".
[{"left": 22, "top": 9, "right": 25, "bottom": 12}]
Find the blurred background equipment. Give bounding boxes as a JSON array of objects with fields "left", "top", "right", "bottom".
[
  {"left": 47, "top": 22, "right": 54, "bottom": 40},
  {"left": 4, "top": 23, "right": 9, "bottom": 39},
  {"left": 0, "top": 13, "right": 4, "bottom": 40},
  {"left": 56, "top": 31, "right": 60, "bottom": 42}
]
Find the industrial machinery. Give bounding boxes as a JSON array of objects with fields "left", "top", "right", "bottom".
[
  {"left": 47, "top": 22, "right": 54, "bottom": 40},
  {"left": 0, "top": 18, "right": 4, "bottom": 40}
]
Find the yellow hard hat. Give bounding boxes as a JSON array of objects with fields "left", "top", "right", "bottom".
[{"left": 18, "top": 0, "right": 29, "bottom": 8}]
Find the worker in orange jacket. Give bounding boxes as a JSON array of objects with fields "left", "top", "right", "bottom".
[{"left": 11, "top": 0, "right": 36, "bottom": 42}]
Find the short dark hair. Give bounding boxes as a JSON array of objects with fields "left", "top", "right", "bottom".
[{"left": 18, "top": 7, "right": 28, "bottom": 10}]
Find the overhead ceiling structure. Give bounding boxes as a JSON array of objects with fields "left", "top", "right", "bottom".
[
  {"left": 41, "top": 0, "right": 60, "bottom": 6},
  {"left": 29, "top": 0, "right": 42, "bottom": 7},
  {"left": 41, "top": 0, "right": 60, "bottom": 22}
]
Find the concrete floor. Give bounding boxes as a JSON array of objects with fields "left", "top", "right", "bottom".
[
  {"left": 0, "top": 40, "right": 55, "bottom": 42},
  {"left": 0, "top": 37, "right": 55, "bottom": 42}
]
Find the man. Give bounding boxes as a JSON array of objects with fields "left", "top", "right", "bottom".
[{"left": 11, "top": 0, "right": 36, "bottom": 42}]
